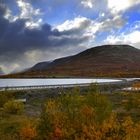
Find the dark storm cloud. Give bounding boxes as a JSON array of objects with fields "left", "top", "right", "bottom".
[{"left": 0, "top": 5, "right": 88, "bottom": 62}]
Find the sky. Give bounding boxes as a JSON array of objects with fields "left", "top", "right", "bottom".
[{"left": 0, "top": 0, "right": 140, "bottom": 73}]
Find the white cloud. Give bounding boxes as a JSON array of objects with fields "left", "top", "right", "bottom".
[
  {"left": 125, "top": 31, "right": 140, "bottom": 44},
  {"left": 105, "top": 30, "right": 140, "bottom": 47},
  {"left": 4, "top": 8, "right": 12, "bottom": 20},
  {"left": 56, "top": 16, "right": 101, "bottom": 40},
  {"left": 105, "top": 35, "right": 124, "bottom": 44},
  {"left": 3, "top": 0, "right": 43, "bottom": 28},
  {"left": 81, "top": 0, "right": 93, "bottom": 8},
  {"left": 16, "top": 0, "right": 42, "bottom": 19},
  {"left": 3, "top": 6, "right": 18, "bottom": 22},
  {"left": 56, "top": 15, "right": 126, "bottom": 45},
  {"left": 100, "top": 15, "right": 127, "bottom": 31},
  {"left": 105, "top": 22, "right": 140, "bottom": 48},
  {"left": 15, "top": 0, "right": 43, "bottom": 28},
  {"left": 25, "top": 18, "right": 42, "bottom": 29},
  {"left": 57, "top": 17, "right": 88, "bottom": 31},
  {"left": 99, "top": 13, "right": 105, "bottom": 17},
  {"left": 57, "top": 15, "right": 126, "bottom": 32},
  {"left": 108, "top": 0, "right": 140, "bottom": 14}
]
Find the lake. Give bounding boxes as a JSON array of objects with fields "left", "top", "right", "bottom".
[{"left": 0, "top": 78, "right": 122, "bottom": 88}]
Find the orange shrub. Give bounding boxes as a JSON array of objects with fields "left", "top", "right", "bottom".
[
  {"left": 20, "top": 124, "right": 36, "bottom": 140},
  {"left": 133, "top": 82, "right": 140, "bottom": 88}
]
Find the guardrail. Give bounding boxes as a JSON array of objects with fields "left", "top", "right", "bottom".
[{"left": 0, "top": 83, "right": 91, "bottom": 91}]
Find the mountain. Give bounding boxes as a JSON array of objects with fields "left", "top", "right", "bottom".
[
  {"left": 30, "top": 61, "right": 51, "bottom": 71},
  {"left": 2, "top": 45, "right": 140, "bottom": 78}
]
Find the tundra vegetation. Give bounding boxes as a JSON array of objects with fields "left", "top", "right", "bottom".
[{"left": 0, "top": 84, "right": 140, "bottom": 140}]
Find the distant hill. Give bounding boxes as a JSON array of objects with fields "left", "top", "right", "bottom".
[
  {"left": 30, "top": 61, "right": 51, "bottom": 71},
  {"left": 2, "top": 45, "right": 140, "bottom": 78}
]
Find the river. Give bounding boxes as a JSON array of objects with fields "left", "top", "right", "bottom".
[{"left": 0, "top": 78, "right": 122, "bottom": 88}]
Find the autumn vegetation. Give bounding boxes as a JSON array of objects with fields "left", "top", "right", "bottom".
[
  {"left": 133, "top": 82, "right": 140, "bottom": 88},
  {"left": 0, "top": 85, "right": 140, "bottom": 139},
  {"left": 1, "top": 70, "right": 140, "bottom": 78}
]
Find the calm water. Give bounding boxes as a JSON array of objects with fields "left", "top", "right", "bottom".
[{"left": 0, "top": 78, "right": 122, "bottom": 88}]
